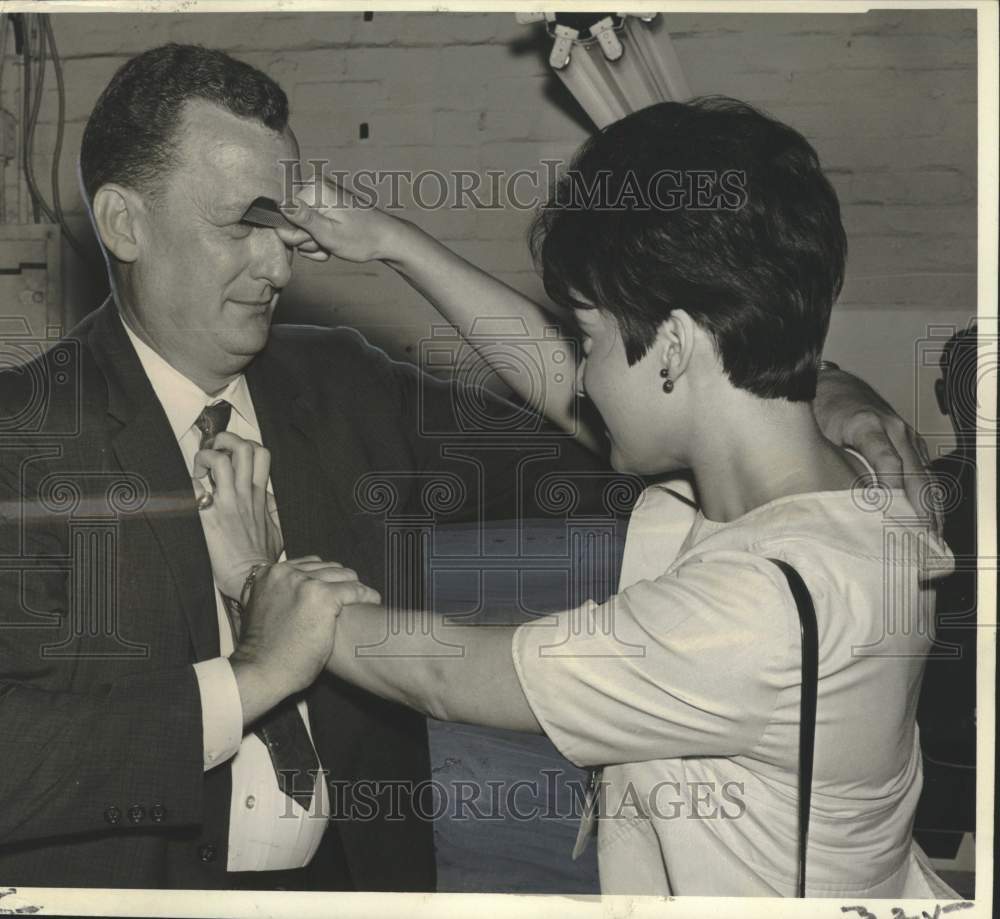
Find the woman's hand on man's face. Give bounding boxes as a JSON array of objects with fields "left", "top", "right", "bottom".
[{"left": 275, "top": 174, "right": 406, "bottom": 264}]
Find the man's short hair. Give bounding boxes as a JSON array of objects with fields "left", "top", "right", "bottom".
[
  {"left": 80, "top": 43, "right": 289, "bottom": 205},
  {"left": 939, "top": 325, "right": 978, "bottom": 433},
  {"left": 940, "top": 325, "right": 978, "bottom": 383},
  {"left": 531, "top": 96, "right": 847, "bottom": 402}
]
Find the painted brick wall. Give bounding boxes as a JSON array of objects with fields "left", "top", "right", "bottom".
[{"left": 0, "top": 9, "right": 978, "bottom": 449}]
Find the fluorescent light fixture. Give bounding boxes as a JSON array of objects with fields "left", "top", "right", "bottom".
[{"left": 522, "top": 13, "right": 691, "bottom": 130}]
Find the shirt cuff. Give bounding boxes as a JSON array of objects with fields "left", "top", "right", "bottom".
[{"left": 193, "top": 657, "right": 243, "bottom": 771}]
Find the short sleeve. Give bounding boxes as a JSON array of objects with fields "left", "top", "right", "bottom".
[{"left": 511, "top": 551, "right": 797, "bottom": 768}]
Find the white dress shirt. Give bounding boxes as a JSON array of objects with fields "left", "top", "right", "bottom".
[{"left": 122, "top": 320, "right": 328, "bottom": 871}]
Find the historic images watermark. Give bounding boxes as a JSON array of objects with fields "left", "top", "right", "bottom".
[
  {"left": 269, "top": 773, "right": 748, "bottom": 824},
  {"left": 279, "top": 158, "right": 749, "bottom": 213}
]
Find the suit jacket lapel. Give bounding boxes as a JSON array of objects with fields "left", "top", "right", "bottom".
[
  {"left": 88, "top": 301, "right": 377, "bottom": 662},
  {"left": 246, "top": 346, "right": 372, "bottom": 574},
  {"left": 88, "top": 300, "right": 220, "bottom": 660}
]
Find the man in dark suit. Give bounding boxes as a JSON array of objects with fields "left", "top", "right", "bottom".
[
  {"left": 0, "top": 42, "right": 937, "bottom": 892},
  {"left": 915, "top": 325, "right": 978, "bottom": 859},
  {"left": 0, "top": 43, "right": 455, "bottom": 891}
]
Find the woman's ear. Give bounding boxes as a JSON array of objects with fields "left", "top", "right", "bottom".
[
  {"left": 91, "top": 184, "right": 143, "bottom": 263},
  {"left": 657, "top": 310, "right": 698, "bottom": 381}
]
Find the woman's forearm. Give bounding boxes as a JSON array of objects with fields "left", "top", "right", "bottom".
[
  {"left": 326, "top": 602, "right": 542, "bottom": 733},
  {"left": 381, "top": 220, "right": 601, "bottom": 451},
  {"left": 325, "top": 603, "right": 442, "bottom": 717}
]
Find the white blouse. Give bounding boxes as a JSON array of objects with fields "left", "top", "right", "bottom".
[{"left": 513, "top": 475, "right": 958, "bottom": 898}]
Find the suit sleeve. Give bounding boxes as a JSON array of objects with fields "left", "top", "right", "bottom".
[
  {"left": 0, "top": 443, "right": 206, "bottom": 846},
  {"left": 0, "top": 666, "right": 205, "bottom": 844}
]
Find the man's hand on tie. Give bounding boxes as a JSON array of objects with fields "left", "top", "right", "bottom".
[
  {"left": 196, "top": 432, "right": 381, "bottom": 725},
  {"left": 193, "top": 431, "right": 281, "bottom": 598}
]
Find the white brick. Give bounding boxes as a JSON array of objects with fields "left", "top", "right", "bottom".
[
  {"left": 35, "top": 57, "right": 126, "bottom": 124},
  {"left": 24, "top": 6, "right": 979, "bottom": 374},
  {"left": 838, "top": 271, "right": 976, "bottom": 307},
  {"left": 482, "top": 75, "right": 549, "bottom": 112},
  {"left": 479, "top": 141, "right": 580, "bottom": 177},
  {"left": 305, "top": 111, "right": 433, "bottom": 149},
  {"left": 173, "top": 13, "right": 346, "bottom": 52},
  {"left": 346, "top": 12, "right": 505, "bottom": 47},
  {"left": 847, "top": 236, "right": 975, "bottom": 275},
  {"left": 279, "top": 48, "right": 349, "bottom": 85},
  {"left": 823, "top": 134, "right": 975, "bottom": 174},
  {"left": 436, "top": 44, "right": 549, "bottom": 80},
  {"left": 292, "top": 79, "right": 380, "bottom": 117},
  {"left": 470, "top": 206, "right": 537, "bottom": 243},
  {"left": 856, "top": 169, "right": 974, "bottom": 206},
  {"left": 342, "top": 46, "right": 438, "bottom": 83},
  {"left": 434, "top": 111, "right": 532, "bottom": 145},
  {"left": 843, "top": 204, "right": 975, "bottom": 239},
  {"left": 49, "top": 13, "right": 175, "bottom": 58}
]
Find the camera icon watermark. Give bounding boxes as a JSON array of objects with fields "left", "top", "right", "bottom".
[
  {"left": 913, "top": 319, "right": 994, "bottom": 447},
  {"left": 417, "top": 318, "right": 580, "bottom": 438},
  {"left": 0, "top": 318, "right": 82, "bottom": 437},
  {"left": 349, "top": 455, "right": 644, "bottom": 660}
]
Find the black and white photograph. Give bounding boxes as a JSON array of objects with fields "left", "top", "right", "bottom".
[{"left": 0, "top": 2, "right": 994, "bottom": 917}]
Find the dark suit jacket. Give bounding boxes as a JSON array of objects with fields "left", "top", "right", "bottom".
[{"left": 1, "top": 299, "right": 516, "bottom": 889}]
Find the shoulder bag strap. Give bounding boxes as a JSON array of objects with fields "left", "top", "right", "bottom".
[{"left": 768, "top": 557, "right": 819, "bottom": 899}]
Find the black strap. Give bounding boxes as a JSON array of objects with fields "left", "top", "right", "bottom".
[{"left": 768, "top": 558, "right": 819, "bottom": 899}]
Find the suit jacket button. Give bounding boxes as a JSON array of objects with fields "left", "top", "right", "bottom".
[
  {"left": 104, "top": 805, "right": 122, "bottom": 826},
  {"left": 198, "top": 843, "right": 217, "bottom": 863},
  {"left": 127, "top": 804, "right": 146, "bottom": 824},
  {"left": 150, "top": 803, "right": 167, "bottom": 824}
]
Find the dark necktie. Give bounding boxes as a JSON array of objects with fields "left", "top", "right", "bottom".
[
  {"left": 194, "top": 400, "right": 233, "bottom": 451},
  {"left": 194, "top": 401, "right": 321, "bottom": 812}
]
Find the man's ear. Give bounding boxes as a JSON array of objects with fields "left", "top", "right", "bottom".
[
  {"left": 656, "top": 310, "right": 697, "bottom": 380},
  {"left": 91, "top": 184, "right": 144, "bottom": 263},
  {"left": 934, "top": 378, "right": 949, "bottom": 416}
]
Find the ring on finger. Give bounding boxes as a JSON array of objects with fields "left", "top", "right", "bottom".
[{"left": 196, "top": 492, "right": 214, "bottom": 511}]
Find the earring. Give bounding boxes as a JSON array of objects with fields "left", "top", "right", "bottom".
[{"left": 660, "top": 367, "right": 674, "bottom": 394}]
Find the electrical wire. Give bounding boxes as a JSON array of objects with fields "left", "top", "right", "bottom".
[
  {"left": 1, "top": 14, "right": 9, "bottom": 223},
  {"left": 43, "top": 17, "right": 84, "bottom": 257},
  {"left": 0, "top": 15, "right": 10, "bottom": 102},
  {"left": 29, "top": 18, "right": 46, "bottom": 138},
  {"left": 28, "top": 17, "right": 53, "bottom": 225},
  {"left": 21, "top": 15, "right": 47, "bottom": 222},
  {"left": 19, "top": 14, "right": 86, "bottom": 257}
]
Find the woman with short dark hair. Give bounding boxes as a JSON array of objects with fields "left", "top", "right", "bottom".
[{"left": 200, "top": 98, "right": 955, "bottom": 897}]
